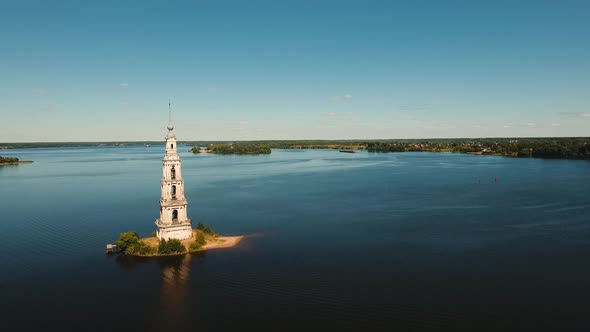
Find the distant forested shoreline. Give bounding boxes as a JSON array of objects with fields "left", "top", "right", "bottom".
[
  {"left": 365, "top": 138, "right": 590, "bottom": 160},
  {"left": 191, "top": 143, "right": 271, "bottom": 155},
  {"left": 2, "top": 138, "right": 589, "bottom": 160},
  {"left": 188, "top": 138, "right": 589, "bottom": 159}
]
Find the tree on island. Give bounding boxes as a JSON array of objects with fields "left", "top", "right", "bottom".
[
  {"left": 158, "top": 239, "right": 186, "bottom": 254},
  {"left": 115, "top": 231, "right": 155, "bottom": 255},
  {"left": 115, "top": 232, "right": 140, "bottom": 251},
  {"left": 0, "top": 156, "right": 19, "bottom": 163}
]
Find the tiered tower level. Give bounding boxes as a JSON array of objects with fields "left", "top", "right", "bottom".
[{"left": 155, "top": 103, "right": 193, "bottom": 240}]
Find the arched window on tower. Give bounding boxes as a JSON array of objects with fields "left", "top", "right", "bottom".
[
  {"left": 171, "top": 185, "right": 177, "bottom": 199},
  {"left": 171, "top": 144, "right": 174, "bottom": 149},
  {"left": 172, "top": 210, "right": 178, "bottom": 222},
  {"left": 171, "top": 166, "right": 176, "bottom": 179}
]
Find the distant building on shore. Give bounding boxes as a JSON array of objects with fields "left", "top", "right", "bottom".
[{"left": 155, "top": 102, "right": 193, "bottom": 240}]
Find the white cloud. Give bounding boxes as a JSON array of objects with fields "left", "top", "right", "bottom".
[
  {"left": 503, "top": 122, "right": 541, "bottom": 128},
  {"left": 119, "top": 82, "right": 128, "bottom": 88},
  {"left": 559, "top": 111, "right": 590, "bottom": 118},
  {"left": 32, "top": 89, "right": 47, "bottom": 95},
  {"left": 239, "top": 121, "right": 249, "bottom": 125},
  {"left": 320, "top": 111, "right": 353, "bottom": 117},
  {"left": 330, "top": 94, "right": 353, "bottom": 102}
]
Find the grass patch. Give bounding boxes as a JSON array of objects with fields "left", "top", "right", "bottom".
[{"left": 189, "top": 223, "right": 218, "bottom": 252}]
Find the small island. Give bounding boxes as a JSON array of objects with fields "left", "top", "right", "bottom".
[
  {"left": 109, "top": 112, "right": 245, "bottom": 258},
  {"left": 192, "top": 143, "right": 271, "bottom": 155},
  {"left": 114, "top": 222, "right": 243, "bottom": 257},
  {"left": 0, "top": 156, "right": 33, "bottom": 166}
]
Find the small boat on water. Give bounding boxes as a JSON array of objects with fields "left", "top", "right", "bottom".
[{"left": 339, "top": 149, "right": 356, "bottom": 153}]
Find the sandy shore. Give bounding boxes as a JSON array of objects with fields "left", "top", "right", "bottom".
[
  {"left": 0, "top": 161, "right": 33, "bottom": 166},
  {"left": 201, "top": 235, "right": 243, "bottom": 250}
]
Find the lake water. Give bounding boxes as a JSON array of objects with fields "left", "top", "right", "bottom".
[{"left": 1, "top": 146, "right": 589, "bottom": 330}]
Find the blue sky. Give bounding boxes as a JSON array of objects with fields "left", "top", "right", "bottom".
[{"left": 1, "top": 0, "right": 589, "bottom": 141}]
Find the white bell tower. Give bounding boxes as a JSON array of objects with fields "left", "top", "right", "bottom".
[{"left": 155, "top": 101, "right": 193, "bottom": 240}]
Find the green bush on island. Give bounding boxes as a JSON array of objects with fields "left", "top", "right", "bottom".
[
  {"left": 115, "top": 232, "right": 140, "bottom": 251},
  {"left": 0, "top": 156, "right": 19, "bottom": 163},
  {"left": 158, "top": 239, "right": 186, "bottom": 255},
  {"left": 127, "top": 240, "right": 155, "bottom": 255},
  {"left": 115, "top": 231, "right": 155, "bottom": 255}
]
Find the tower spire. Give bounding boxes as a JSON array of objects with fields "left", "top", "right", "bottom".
[{"left": 167, "top": 99, "right": 174, "bottom": 132}]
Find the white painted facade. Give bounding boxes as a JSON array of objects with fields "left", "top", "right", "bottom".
[{"left": 155, "top": 113, "right": 193, "bottom": 241}]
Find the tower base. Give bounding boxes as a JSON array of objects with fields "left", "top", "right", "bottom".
[{"left": 155, "top": 221, "right": 193, "bottom": 241}]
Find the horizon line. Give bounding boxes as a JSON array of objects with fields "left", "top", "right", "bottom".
[{"left": 1, "top": 136, "right": 589, "bottom": 145}]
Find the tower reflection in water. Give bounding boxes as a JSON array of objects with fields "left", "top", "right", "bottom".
[{"left": 115, "top": 252, "right": 206, "bottom": 330}]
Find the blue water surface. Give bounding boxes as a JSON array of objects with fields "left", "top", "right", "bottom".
[{"left": 1, "top": 146, "right": 589, "bottom": 330}]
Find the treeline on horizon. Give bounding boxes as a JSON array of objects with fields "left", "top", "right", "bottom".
[
  {"left": 2, "top": 138, "right": 589, "bottom": 160},
  {"left": 366, "top": 138, "right": 590, "bottom": 160},
  {"left": 188, "top": 138, "right": 589, "bottom": 160},
  {"left": 0, "top": 141, "right": 158, "bottom": 149}
]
